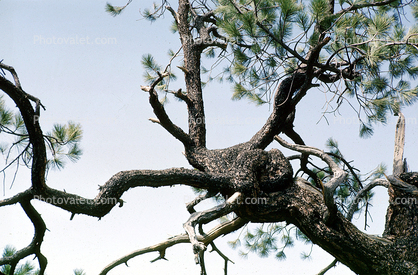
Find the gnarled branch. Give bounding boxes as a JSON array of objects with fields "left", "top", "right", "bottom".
[
  {"left": 275, "top": 135, "right": 347, "bottom": 224},
  {"left": 184, "top": 192, "right": 242, "bottom": 262}
]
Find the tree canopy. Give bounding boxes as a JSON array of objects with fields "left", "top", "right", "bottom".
[{"left": 1, "top": 0, "right": 418, "bottom": 274}]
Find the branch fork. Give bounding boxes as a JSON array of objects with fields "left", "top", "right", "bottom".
[
  {"left": 275, "top": 136, "right": 347, "bottom": 224},
  {"left": 183, "top": 192, "right": 242, "bottom": 263}
]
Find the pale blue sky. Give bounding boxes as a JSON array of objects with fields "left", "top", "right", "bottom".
[{"left": 1, "top": 1, "right": 417, "bottom": 274}]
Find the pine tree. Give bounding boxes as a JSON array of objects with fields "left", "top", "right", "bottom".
[{"left": 1, "top": 0, "right": 418, "bottom": 274}]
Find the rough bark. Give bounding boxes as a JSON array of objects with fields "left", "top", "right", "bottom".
[{"left": 1, "top": 0, "right": 418, "bottom": 274}]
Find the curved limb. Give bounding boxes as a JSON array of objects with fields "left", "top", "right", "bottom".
[
  {"left": 183, "top": 192, "right": 242, "bottom": 263},
  {"left": 283, "top": 127, "right": 322, "bottom": 187},
  {"left": 141, "top": 72, "right": 193, "bottom": 147},
  {"left": 0, "top": 199, "right": 47, "bottom": 274},
  {"left": 326, "top": 152, "right": 363, "bottom": 189},
  {"left": 346, "top": 178, "right": 389, "bottom": 221},
  {"left": 275, "top": 136, "right": 347, "bottom": 224},
  {"left": 186, "top": 190, "right": 218, "bottom": 214},
  {"left": 0, "top": 168, "right": 231, "bottom": 219},
  {"left": 386, "top": 175, "right": 418, "bottom": 195},
  {"left": 0, "top": 62, "right": 46, "bottom": 113},
  {"left": 0, "top": 65, "right": 47, "bottom": 193},
  {"left": 99, "top": 217, "right": 247, "bottom": 275}
]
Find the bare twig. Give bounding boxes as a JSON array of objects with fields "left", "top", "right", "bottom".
[
  {"left": 0, "top": 63, "right": 46, "bottom": 114},
  {"left": 186, "top": 190, "right": 218, "bottom": 213},
  {"left": 99, "top": 217, "right": 247, "bottom": 275},
  {"left": 209, "top": 241, "right": 234, "bottom": 275},
  {"left": 316, "top": 259, "right": 338, "bottom": 275}
]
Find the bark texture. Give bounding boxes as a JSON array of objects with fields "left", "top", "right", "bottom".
[{"left": 1, "top": 0, "right": 418, "bottom": 274}]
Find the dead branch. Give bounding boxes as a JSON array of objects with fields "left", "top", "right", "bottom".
[
  {"left": 99, "top": 217, "right": 247, "bottom": 275},
  {"left": 393, "top": 113, "right": 405, "bottom": 176},
  {"left": 0, "top": 168, "right": 231, "bottom": 220},
  {"left": 316, "top": 259, "right": 338, "bottom": 275},
  {"left": 346, "top": 178, "right": 389, "bottom": 221},
  {"left": 184, "top": 192, "right": 242, "bottom": 262},
  {"left": 275, "top": 135, "right": 347, "bottom": 224},
  {"left": 186, "top": 190, "right": 218, "bottom": 214},
  {"left": 209, "top": 241, "right": 234, "bottom": 275}
]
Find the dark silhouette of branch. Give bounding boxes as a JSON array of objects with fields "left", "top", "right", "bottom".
[
  {"left": 141, "top": 72, "right": 194, "bottom": 147},
  {"left": 346, "top": 178, "right": 389, "bottom": 221},
  {"left": 0, "top": 199, "right": 47, "bottom": 274},
  {"left": 0, "top": 65, "right": 47, "bottom": 193}
]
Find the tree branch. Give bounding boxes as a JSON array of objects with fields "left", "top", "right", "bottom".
[
  {"left": 275, "top": 136, "right": 347, "bottom": 224},
  {"left": 186, "top": 190, "right": 218, "bottom": 214},
  {"left": 0, "top": 168, "right": 231, "bottom": 220},
  {"left": 0, "top": 67, "right": 47, "bottom": 193},
  {"left": 141, "top": 72, "right": 194, "bottom": 147},
  {"left": 184, "top": 192, "right": 242, "bottom": 262},
  {"left": 393, "top": 113, "right": 405, "bottom": 176},
  {"left": 99, "top": 217, "right": 247, "bottom": 275},
  {"left": 248, "top": 72, "right": 306, "bottom": 149},
  {"left": 208, "top": 241, "right": 234, "bottom": 275},
  {"left": 346, "top": 178, "right": 389, "bottom": 221},
  {"left": 40, "top": 168, "right": 231, "bottom": 218},
  {"left": 316, "top": 258, "right": 338, "bottom": 275},
  {"left": 283, "top": 127, "right": 322, "bottom": 187},
  {"left": 177, "top": 0, "right": 207, "bottom": 148},
  {"left": 0, "top": 199, "right": 47, "bottom": 274},
  {"left": 336, "top": 0, "right": 400, "bottom": 16}
]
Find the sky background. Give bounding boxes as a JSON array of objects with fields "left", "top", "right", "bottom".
[{"left": 1, "top": 0, "right": 417, "bottom": 274}]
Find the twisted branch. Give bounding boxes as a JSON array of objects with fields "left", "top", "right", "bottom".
[
  {"left": 275, "top": 135, "right": 347, "bottom": 224},
  {"left": 184, "top": 192, "right": 242, "bottom": 262},
  {"left": 0, "top": 199, "right": 47, "bottom": 274}
]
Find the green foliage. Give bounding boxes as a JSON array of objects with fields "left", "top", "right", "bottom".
[
  {"left": 45, "top": 122, "right": 83, "bottom": 170},
  {"left": 310, "top": 0, "right": 328, "bottom": 19},
  {"left": 105, "top": 3, "right": 125, "bottom": 17},
  {"left": 212, "top": 0, "right": 418, "bottom": 136},
  {"left": 105, "top": 0, "right": 132, "bottom": 17},
  {"left": 230, "top": 223, "right": 312, "bottom": 261},
  {"left": 0, "top": 96, "right": 83, "bottom": 187},
  {"left": 73, "top": 269, "right": 86, "bottom": 275},
  {"left": 413, "top": 3, "right": 418, "bottom": 20},
  {"left": 131, "top": 0, "right": 418, "bottom": 136}
]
